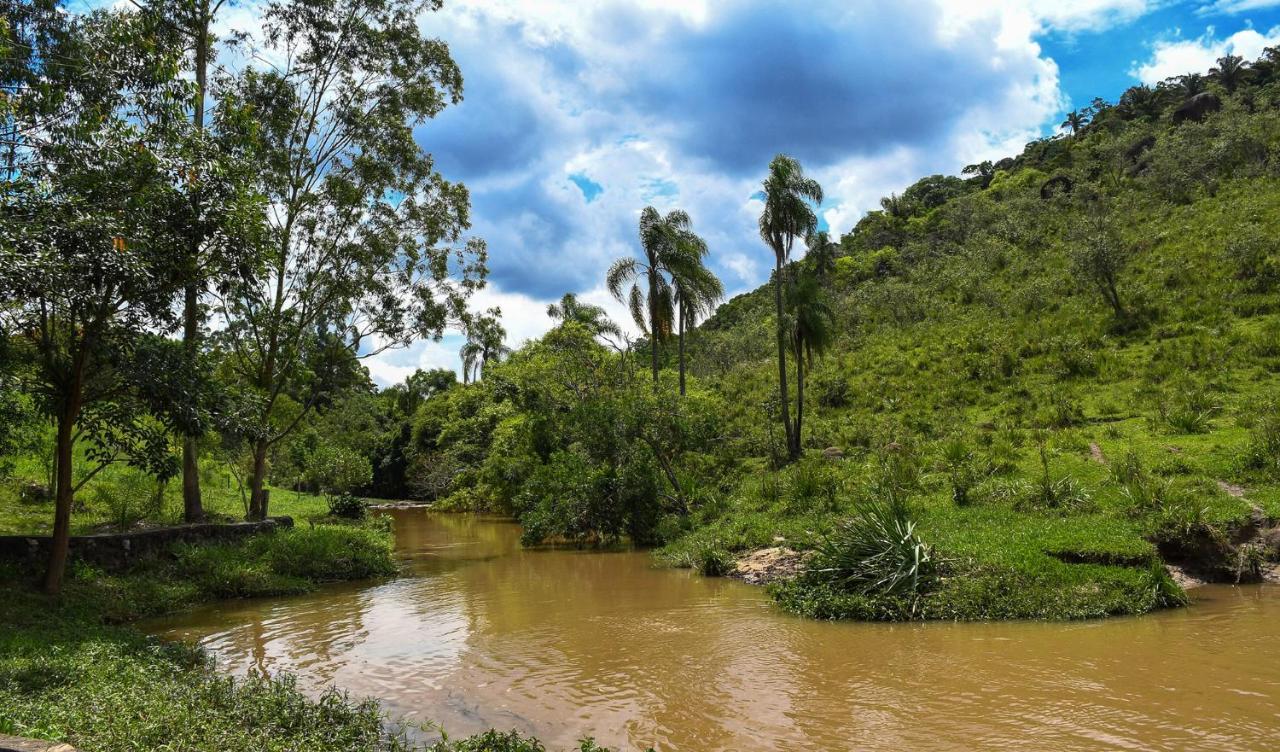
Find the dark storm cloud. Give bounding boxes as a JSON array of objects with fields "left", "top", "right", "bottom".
[{"left": 621, "top": 2, "right": 1013, "bottom": 173}]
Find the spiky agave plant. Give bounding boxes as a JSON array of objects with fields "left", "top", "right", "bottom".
[{"left": 810, "top": 495, "right": 936, "bottom": 597}]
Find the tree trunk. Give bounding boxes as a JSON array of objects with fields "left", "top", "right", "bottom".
[
  {"left": 44, "top": 356, "right": 85, "bottom": 595},
  {"left": 181, "top": 282, "right": 203, "bottom": 522},
  {"left": 793, "top": 347, "right": 805, "bottom": 460},
  {"left": 248, "top": 439, "right": 269, "bottom": 521},
  {"left": 678, "top": 305, "right": 686, "bottom": 396},
  {"left": 181, "top": 9, "right": 211, "bottom": 523},
  {"left": 773, "top": 259, "right": 795, "bottom": 462}
]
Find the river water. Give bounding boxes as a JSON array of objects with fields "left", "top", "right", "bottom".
[{"left": 143, "top": 509, "right": 1280, "bottom": 751}]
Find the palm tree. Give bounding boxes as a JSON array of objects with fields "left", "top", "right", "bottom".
[
  {"left": 1061, "top": 109, "right": 1088, "bottom": 134},
  {"left": 1175, "top": 73, "right": 1208, "bottom": 99},
  {"left": 459, "top": 308, "right": 510, "bottom": 384},
  {"left": 1210, "top": 54, "right": 1248, "bottom": 93},
  {"left": 547, "top": 292, "right": 621, "bottom": 339},
  {"left": 806, "top": 230, "right": 838, "bottom": 282},
  {"left": 607, "top": 207, "right": 703, "bottom": 386},
  {"left": 787, "top": 270, "right": 835, "bottom": 455},
  {"left": 758, "top": 154, "right": 823, "bottom": 462},
  {"left": 1118, "top": 84, "right": 1162, "bottom": 122},
  {"left": 671, "top": 242, "right": 723, "bottom": 396}
]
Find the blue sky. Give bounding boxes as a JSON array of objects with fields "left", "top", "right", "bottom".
[{"left": 209, "top": 0, "right": 1280, "bottom": 384}]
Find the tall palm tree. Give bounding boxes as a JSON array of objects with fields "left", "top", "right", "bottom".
[
  {"left": 671, "top": 241, "right": 722, "bottom": 396},
  {"left": 787, "top": 270, "right": 835, "bottom": 455},
  {"left": 1210, "top": 54, "right": 1248, "bottom": 93},
  {"left": 547, "top": 292, "right": 622, "bottom": 339},
  {"left": 459, "top": 308, "right": 510, "bottom": 384},
  {"left": 758, "top": 154, "right": 823, "bottom": 462},
  {"left": 1061, "top": 109, "right": 1088, "bottom": 134},
  {"left": 806, "top": 230, "right": 838, "bottom": 282},
  {"left": 607, "top": 206, "right": 703, "bottom": 386}
]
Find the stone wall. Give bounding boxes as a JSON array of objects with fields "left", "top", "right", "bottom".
[{"left": 0, "top": 517, "right": 294, "bottom": 570}]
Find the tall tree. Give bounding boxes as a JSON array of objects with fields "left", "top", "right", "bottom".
[
  {"left": 758, "top": 155, "right": 823, "bottom": 461},
  {"left": 216, "top": 0, "right": 487, "bottom": 520},
  {"left": 547, "top": 293, "right": 621, "bottom": 339},
  {"left": 137, "top": 0, "right": 259, "bottom": 522},
  {"left": 670, "top": 237, "right": 722, "bottom": 396},
  {"left": 606, "top": 207, "right": 704, "bottom": 387},
  {"left": 0, "top": 4, "right": 194, "bottom": 592},
  {"left": 1070, "top": 200, "right": 1129, "bottom": 322},
  {"left": 459, "top": 308, "right": 509, "bottom": 383},
  {"left": 787, "top": 270, "right": 835, "bottom": 454},
  {"left": 1210, "top": 54, "right": 1248, "bottom": 93}
]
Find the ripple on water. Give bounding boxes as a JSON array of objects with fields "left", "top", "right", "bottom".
[{"left": 141, "top": 511, "right": 1280, "bottom": 752}]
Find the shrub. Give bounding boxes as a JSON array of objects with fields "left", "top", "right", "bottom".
[
  {"left": 1240, "top": 404, "right": 1280, "bottom": 476},
  {"left": 938, "top": 438, "right": 989, "bottom": 506},
  {"left": 1049, "top": 337, "right": 1100, "bottom": 378},
  {"left": 1037, "top": 390, "right": 1085, "bottom": 429},
  {"left": 813, "top": 374, "right": 851, "bottom": 408},
  {"left": 251, "top": 525, "right": 396, "bottom": 582},
  {"left": 1152, "top": 379, "right": 1219, "bottom": 435},
  {"left": 1225, "top": 223, "right": 1279, "bottom": 292},
  {"left": 785, "top": 458, "right": 840, "bottom": 512},
  {"left": 807, "top": 497, "right": 935, "bottom": 597},
  {"left": 694, "top": 545, "right": 733, "bottom": 577},
  {"left": 327, "top": 492, "right": 368, "bottom": 520},
  {"left": 1016, "top": 436, "right": 1095, "bottom": 514}
]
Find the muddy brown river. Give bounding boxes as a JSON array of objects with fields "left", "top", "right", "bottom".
[{"left": 143, "top": 509, "right": 1280, "bottom": 751}]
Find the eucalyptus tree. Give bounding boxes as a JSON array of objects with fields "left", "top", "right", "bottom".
[
  {"left": 0, "top": 4, "right": 197, "bottom": 592},
  {"left": 216, "top": 0, "right": 487, "bottom": 520},
  {"left": 758, "top": 155, "right": 823, "bottom": 461},
  {"left": 806, "top": 230, "right": 838, "bottom": 282},
  {"left": 787, "top": 270, "right": 835, "bottom": 456},
  {"left": 671, "top": 243, "right": 722, "bottom": 396},
  {"left": 547, "top": 292, "right": 622, "bottom": 339},
  {"left": 607, "top": 207, "right": 704, "bottom": 387},
  {"left": 460, "top": 308, "right": 509, "bottom": 383}
]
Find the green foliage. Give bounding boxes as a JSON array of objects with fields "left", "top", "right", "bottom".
[
  {"left": 306, "top": 444, "right": 374, "bottom": 499},
  {"left": 806, "top": 497, "right": 935, "bottom": 597},
  {"left": 327, "top": 492, "right": 368, "bottom": 520}
]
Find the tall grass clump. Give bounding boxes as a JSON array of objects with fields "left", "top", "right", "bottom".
[
  {"left": 250, "top": 524, "right": 397, "bottom": 582},
  {"left": 807, "top": 496, "right": 935, "bottom": 597}
]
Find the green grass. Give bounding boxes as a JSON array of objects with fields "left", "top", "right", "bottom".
[{"left": 0, "top": 451, "right": 385, "bottom": 536}]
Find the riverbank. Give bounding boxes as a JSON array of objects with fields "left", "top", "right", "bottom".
[
  {"left": 656, "top": 425, "right": 1280, "bottom": 621},
  {"left": 0, "top": 519, "right": 603, "bottom": 752}
]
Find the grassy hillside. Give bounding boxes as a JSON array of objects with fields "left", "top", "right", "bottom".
[{"left": 654, "top": 87, "right": 1280, "bottom": 619}]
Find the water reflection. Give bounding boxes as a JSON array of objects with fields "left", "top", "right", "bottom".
[{"left": 144, "top": 510, "right": 1280, "bottom": 751}]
